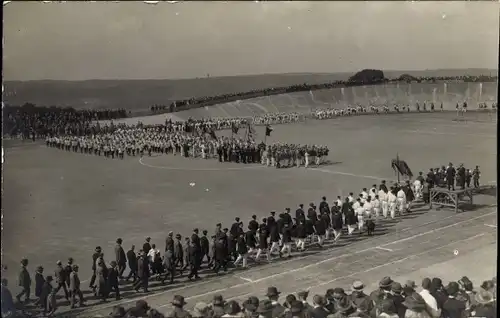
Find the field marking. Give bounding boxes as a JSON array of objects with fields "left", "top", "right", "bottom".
[
  {"left": 376, "top": 246, "right": 394, "bottom": 252},
  {"left": 400, "top": 129, "right": 496, "bottom": 138},
  {"left": 300, "top": 233, "right": 487, "bottom": 293},
  {"left": 310, "top": 168, "right": 395, "bottom": 181},
  {"left": 379, "top": 211, "right": 495, "bottom": 248},
  {"left": 79, "top": 210, "right": 495, "bottom": 314},
  {"left": 484, "top": 224, "right": 497, "bottom": 228},
  {"left": 138, "top": 157, "right": 267, "bottom": 172},
  {"left": 238, "top": 276, "right": 254, "bottom": 283}
]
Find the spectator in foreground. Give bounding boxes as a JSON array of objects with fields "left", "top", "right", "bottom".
[
  {"left": 470, "top": 290, "right": 496, "bottom": 318},
  {"left": 192, "top": 302, "right": 211, "bottom": 318},
  {"left": 375, "top": 298, "right": 399, "bottom": 318},
  {"left": 419, "top": 278, "right": 441, "bottom": 318},
  {"left": 442, "top": 282, "right": 466, "bottom": 318},
  {"left": 402, "top": 293, "right": 431, "bottom": 318}
]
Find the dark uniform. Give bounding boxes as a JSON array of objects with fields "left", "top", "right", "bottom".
[
  {"left": 114, "top": 240, "right": 127, "bottom": 278},
  {"left": 126, "top": 247, "right": 138, "bottom": 282}
]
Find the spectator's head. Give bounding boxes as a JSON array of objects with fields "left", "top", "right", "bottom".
[
  {"left": 391, "top": 282, "right": 402, "bottom": 295},
  {"left": 289, "top": 300, "right": 305, "bottom": 315},
  {"left": 313, "top": 295, "right": 327, "bottom": 307},
  {"left": 431, "top": 277, "right": 444, "bottom": 292},
  {"left": 475, "top": 289, "right": 495, "bottom": 306},
  {"left": 351, "top": 281, "right": 364, "bottom": 293},
  {"left": 284, "top": 294, "right": 297, "bottom": 308},
  {"left": 256, "top": 300, "right": 273, "bottom": 315},
  {"left": 109, "top": 305, "right": 126, "bottom": 318},
  {"left": 212, "top": 294, "right": 225, "bottom": 307},
  {"left": 421, "top": 278, "right": 432, "bottom": 291},
  {"left": 379, "top": 276, "right": 394, "bottom": 291},
  {"left": 242, "top": 296, "right": 259, "bottom": 313},
  {"left": 224, "top": 300, "right": 242, "bottom": 316},
  {"left": 446, "top": 282, "right": 460, "bottom": 297},
  {"left": 147, "top": 309, "right": 165, "bottom": 318},
  {"left": 171, "top": 295, "right": 186, "bottom": 308},
  {"left": 265, "top": 286, "right": 281, "bottom": 300},
  {"left": 481, "top": 280, "right": 495, "bottom": 292},
  {"left": 459, "top": 276, "right": 474, "bottom": 291},
  {"left": 297, "top": 290, "right": 309, "bottom": 301},
  {"left": 402, "top": 293, "right": 428, "bottom": 313}
]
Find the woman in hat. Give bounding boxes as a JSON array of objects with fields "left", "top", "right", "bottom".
[
  {"left": 222, "top": 300, "right": 244, "bottom": 318},
  {"left": 402, "top": 294, "right": 431, "bottom": 318},
  {"left": 470, "top": 290, "right": 495, "bottom": 318}
]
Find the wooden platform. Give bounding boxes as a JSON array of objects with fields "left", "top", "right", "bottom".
[{"left": 430, "top": 185, "right": 497, "bottom": 213}]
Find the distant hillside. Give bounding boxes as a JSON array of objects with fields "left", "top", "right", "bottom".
[{"left": 3, "top": 69, "right": 497, "bottom": 111}]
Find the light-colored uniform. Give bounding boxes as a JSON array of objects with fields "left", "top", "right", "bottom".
[
  {"left": 373, "top": 198, "right": 381, "bottom": 218},
  {"left": 388, "top": 191, "right": 397, "bottom": 219},
  {"left": 413, "top": 179, "right": 422, "bottom": 200},
  {"left": 379, "top": 190, "right": 388, "bottom": 218},
  {"left": 397, "top": 189, "right": 407, "bottom": 214}
]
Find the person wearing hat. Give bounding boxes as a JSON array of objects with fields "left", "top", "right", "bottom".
[
  {"left": 16, "top": 258, "right": 31, "bottom": 303},
  {"left": 134, "top": 250, "right": 150, "bottom": 293},
  {"left": 128, "top": 299, "right": 152, "bottom": 317},
  {"left": 107, "top": 261, "right": 121, "bottom": 301},
  {"left": 430, "top": 278, "right": 447, "bottom": 310},
  {"left": 211, "top": 294, "right": 226, "bottom": 318},
  {"left": 167, "top": 295, "right": 191, "bottom": 318},
  {"left": 89, "top": 246, "right": 103, "bottom": 289},
  {"left": 419, "top": 278, "right": 440, "bottom": 318},
  {"left": 349, "top": 281, "right": 373, "bottom": 314},
  {"left": 174, "top": 234, "right": 184, "bottom": 270},
  {"left": 402, "top": 293, "right": 431, "bottom": 317},
  {"left": 329, "top": 294, "right": 355, "bottom": 318},
  {"left": 222, "top": 300, "right": 244, "bottom": 318},
  {"left": 143, "top": 237, "right": 152, "bottom": 255},
  {"left": 69, "top": 264, "right": 85, "bottom": 308},
  {"left": 62, "top": 258, "right": 73, "bottom": 291},
  {"left": 34, "top": 265, "right": 45, "bottom": 305},
  {"left": 266, "top": 286, "right": 285, "bottom": 318},
  {"left": 39, "top": 275, "right": 54, "bottom": 315},
  {"left": 442, "top": 282, "right": 466, "bottom": 318},
  {"left": 126, "top": 245, "right": 138, "bottom": 282},
  {"left": 296, "top": 290, "right": 312, "bottom": 313},
  {"left": 242, "top": 296, "right": 259, "bottom": 318},
  {"left": 370, "top": 276, "right": 394, "bottom": 307},
  {"left": 115, "top": 238, "right": 127, "bottom": 279},
  {"left": 54, "top": 260, "right": 69, "bottom": 301},
  {"left": 256, "top": 299, "right": 274, "bottom": 318},
  {"left": 311, "top": 295, "right": 329, "bottom": 318},
  {"left": 457, "top": 276, "right": 475, "bottom": 310},
  {"left": 192, "top": 302, "right": 211, "bottom": 318},
  {"left": 284, "top": 294, "right": 297, "bottom": 311},
  {"left": 95, "top": 256, "right": 109, "bottom": 301},
  {"left": 374, "top": 298, "right": 399, "bottom": 318},
  {"left": 470, "top": 290, "right": 495, "bottom": 318},
  {"left": 200, "top": 230, "right": 211, "bottom": 266}
]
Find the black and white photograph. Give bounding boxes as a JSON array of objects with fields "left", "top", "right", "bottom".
[{"left": 2, "top": 1, "right": 498, "bottom": 317}]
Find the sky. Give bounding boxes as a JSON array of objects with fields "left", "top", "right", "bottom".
[{"left": 3, "top": 1, "right": 499, "bottom": 81}]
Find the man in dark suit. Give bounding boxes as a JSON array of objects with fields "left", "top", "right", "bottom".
[
  {"left": 114, "top": 238, "right": 126, "bottom": 279},
  {"left": 311, "top": 295, "right": 330, "bottom": 318},
  {"left": 379, "top": 180, "right": 388, "bottom": 193},
  {"left": 125, "top": 245, "right": 137, "bottom": 282},
  {"left": 142, "top": 237, "right": 152, "bottom": 255},
  {"left": 446, "top": 163, "right": 456, "bottom": 191},
  {"left": 319, "top": 197, "right": 329, "bottom": 215},
  {"left": 134, "top": 251, "right": 149, "bottom": 293},
  {"left": 443, "top": 282, "right": 466, "bottom": 318},
  {"left": 266, "top": 286, "right": 285, "bottom": 318}
]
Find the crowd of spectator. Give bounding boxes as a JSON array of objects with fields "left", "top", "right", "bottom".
[{"left": 4, "top": 74, "right": 497, "bottom": 139}]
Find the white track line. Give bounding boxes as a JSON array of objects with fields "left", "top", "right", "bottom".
[
  {"left": 484, "top": 224, "right": 497, "bottom": 228},
  {"left": 400, "top": 129, "right": 496, "bottom": 138},
  {"left": 310, "top": 168, "right": 395, "bottom": 181},
  {"left": 376, "top": 246, "right": 394, "bottom": 252}
]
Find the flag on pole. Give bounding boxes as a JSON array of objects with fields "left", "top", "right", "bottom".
[
  {"left": 265, "top": 125, "right": 273, "bottom": 137},
  {"left": 391, "top": 155, "right": 413, "bottom": 179}
]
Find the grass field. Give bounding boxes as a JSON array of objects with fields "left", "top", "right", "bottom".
[{"left": 3, "top": 111, "right": 496, "bottom": 316}]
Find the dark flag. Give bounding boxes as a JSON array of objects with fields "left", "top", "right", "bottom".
[
  {"left": 391, "top": 156, "right": 413, "bottom": 179},
  {"left": 265, "top": 125, "right": 273, "bottom": 137},
  {"left": 209, "top": 129, "right": 217, "bottom": 140},
  {"left": 232, "top": 123, "right": 239, "bottom": 134}
]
